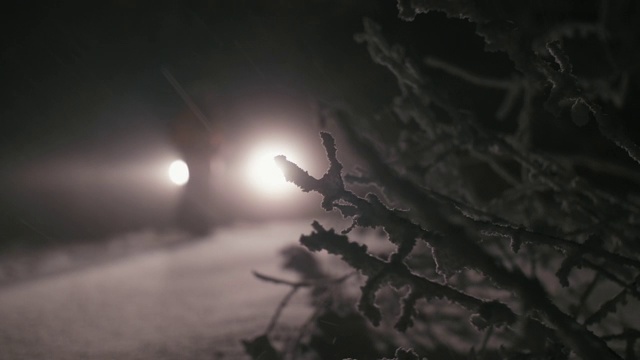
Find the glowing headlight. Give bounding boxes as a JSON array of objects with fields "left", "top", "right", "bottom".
[
  {"left": 245, "top": 147, "right": 297, "bottom": 195},
  {"left": 168, "top": 160, "right": 189, "bottom": 185}
]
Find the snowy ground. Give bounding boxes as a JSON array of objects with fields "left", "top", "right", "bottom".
[{"left": 0, "top": 219, "right": 326, "bottom": 359}]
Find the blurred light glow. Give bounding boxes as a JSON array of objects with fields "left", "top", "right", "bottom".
[
  {"left": 246, "top": 146, "right": 297, "bottom": 196},
  {"left": 168, "top": 160, "right": 189, "bottom": 185}
]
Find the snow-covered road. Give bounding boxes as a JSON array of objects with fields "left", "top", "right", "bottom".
[{"left": 0, "top": 220, "right": 319, "bottom": 359}]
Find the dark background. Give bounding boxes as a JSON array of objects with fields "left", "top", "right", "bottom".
[
  {"left": 1, "top": 1, "right": 508, "bottom": 247},
  {"left": 8, "top": 1, "right": 631, "bottom": 249}
]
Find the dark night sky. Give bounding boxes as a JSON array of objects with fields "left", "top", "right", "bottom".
[
  {"left": 0, "top": 1, "right": 513, "bottom": 243},
  {"left": 0, "top": 1, "right": 497, "bottom": 154},
  {"left": 1, "top": 1, "right": 384, "bottom": 156}
]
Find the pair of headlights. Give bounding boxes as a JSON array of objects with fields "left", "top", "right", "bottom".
[{"left": 168, "top": 148, "right": 296, "bottom": 195}]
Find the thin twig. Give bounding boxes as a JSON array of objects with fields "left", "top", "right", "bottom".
[{"left": 265, "top": 287, "right": 300, "bottom": 335}]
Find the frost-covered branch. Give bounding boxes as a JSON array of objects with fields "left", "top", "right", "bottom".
[{"left": 276, "top": 132, "right": 626, "bottom": 360}]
